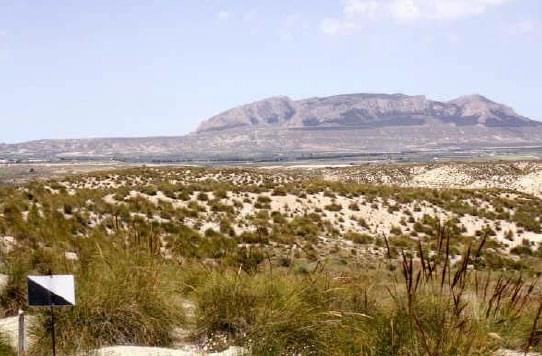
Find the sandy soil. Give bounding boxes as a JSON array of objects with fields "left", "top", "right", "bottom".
[
  {"left": 95, "top": 346, "right": 246, "bottom": 356},
  {"left": 322, "top": 162, "right": 542, "bottom": 198},
  {"left": 0, "top": 314, "right": 245, "bottom": 356},
  {"left": 495, "top": 351, "right": 540, "bottom": 356}
]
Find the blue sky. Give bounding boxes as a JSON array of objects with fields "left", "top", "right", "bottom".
[{"left": 0, "top": 0, "right": 540, "bottom": 143}]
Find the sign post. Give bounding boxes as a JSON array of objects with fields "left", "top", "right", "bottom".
[
  {"left": 50, "top": 303, "right": 56, "bottom": 356},
  {"left": 27, "top": 275, "right": 75, "bottom": 356},
  {"left": 17, "top": 309, "right": 24, "bottom": 356}
]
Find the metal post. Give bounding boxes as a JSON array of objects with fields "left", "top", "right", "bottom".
[
  {"left": 50, "top": 304, "right": 56, "bottom": 356},
  {"left": 17, "top": 309, "right": 25, "bottom": 356},
  {"left": 47, "top": 274, "right": 56, "bottom": 356}
]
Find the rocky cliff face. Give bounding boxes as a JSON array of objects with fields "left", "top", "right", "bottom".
[{"left": 197, "top": 93, "right": 538, "bottom": 132}]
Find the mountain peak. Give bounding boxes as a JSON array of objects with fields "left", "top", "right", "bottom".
[
  {"left": 448, "top": 94, "right": 533, "bottom": 126},
  {"left": 451, "top": 94, "right": 493, "bottom": 103}
]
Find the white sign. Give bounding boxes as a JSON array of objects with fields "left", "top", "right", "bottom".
[{"left": 27, "top": 275, "right": 75, "bottom": 306}]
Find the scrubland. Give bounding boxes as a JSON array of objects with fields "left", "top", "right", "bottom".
[{"left": 1, "top": 164, "right": 542, "bottom": 355}]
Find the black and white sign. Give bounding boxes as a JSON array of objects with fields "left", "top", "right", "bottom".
[{"left": 27, "top": 275, "right": 75, "bottom": 306}]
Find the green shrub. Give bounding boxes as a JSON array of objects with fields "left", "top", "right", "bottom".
[
  {"left": 239, "top": 231, "right": 268, "bottom": 245},
  {"left": 390, "top": 225, "right": 402, "bottom": 235},
  {"left": 348, "top": 202, "right": 360, "bottom": 211},
  {"left": 257, "top": 196, "right": 271, "bottom": 204},
  {"left": 514, "top": 210, "right": 541, "bottom": 233},
  {"left": 324, "top": 203, "right": 342, "bottom": 212},
  {"left": 271, "top": 187, "right": 287, "bottom": 196},
  {"left": 510, "top": 245, "right": 532, "bottom": 256},
  {"left": 286, "top": 216, "right": 320, "bottom": 241},
  {"left": 141, "top": 185, "right": 158, "bottom": 196},
  {"left": 345, "top": 232, "right": 373, "bottom": 245},
  {"left": 197, "top": 192, "right": 209, "bottom": 201}
]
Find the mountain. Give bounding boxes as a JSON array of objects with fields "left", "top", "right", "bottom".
[
  {"left": 1, "top": 93, "right": 541, "bottom": 162},
  {"left": 197, "top": 93, "right": 538, "bottom": 132}
]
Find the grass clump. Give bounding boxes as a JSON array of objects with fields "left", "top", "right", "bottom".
[
  {"left": 194, "top": 270, "right": 367, "bottom": 355},
  {"left": 28, "top": 244, "right": 183, "bottom": 355},
  {"left": 195, "top": 272, "right": 258, "bottom": 338}
]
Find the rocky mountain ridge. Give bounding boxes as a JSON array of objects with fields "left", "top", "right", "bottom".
[{"left": 197, "top": 93, "right": 538, "bottom": 132}]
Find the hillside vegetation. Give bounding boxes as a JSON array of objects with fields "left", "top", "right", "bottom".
[{"left": 1, "top": 165, "right": 542, "bottom": 355}]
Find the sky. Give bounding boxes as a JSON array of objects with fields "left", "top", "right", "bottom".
[{"left": 0, "top": 0, "right": 541, "bottom": 143}]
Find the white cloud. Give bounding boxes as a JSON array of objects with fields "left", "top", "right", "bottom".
[{"left": 321, "top": 0, "right": 513, "bottom": 34}]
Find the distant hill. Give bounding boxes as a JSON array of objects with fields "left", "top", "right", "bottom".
[{"left": 1, "top": 93, "right": 542, "bottom": 162}]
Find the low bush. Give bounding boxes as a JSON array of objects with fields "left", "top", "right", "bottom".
[
  {"left": 324, "top": 203, "right": 342, "bottom": 212},
  {"left": 345, "top": 231, "right": 373, "bottom": 245}
]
